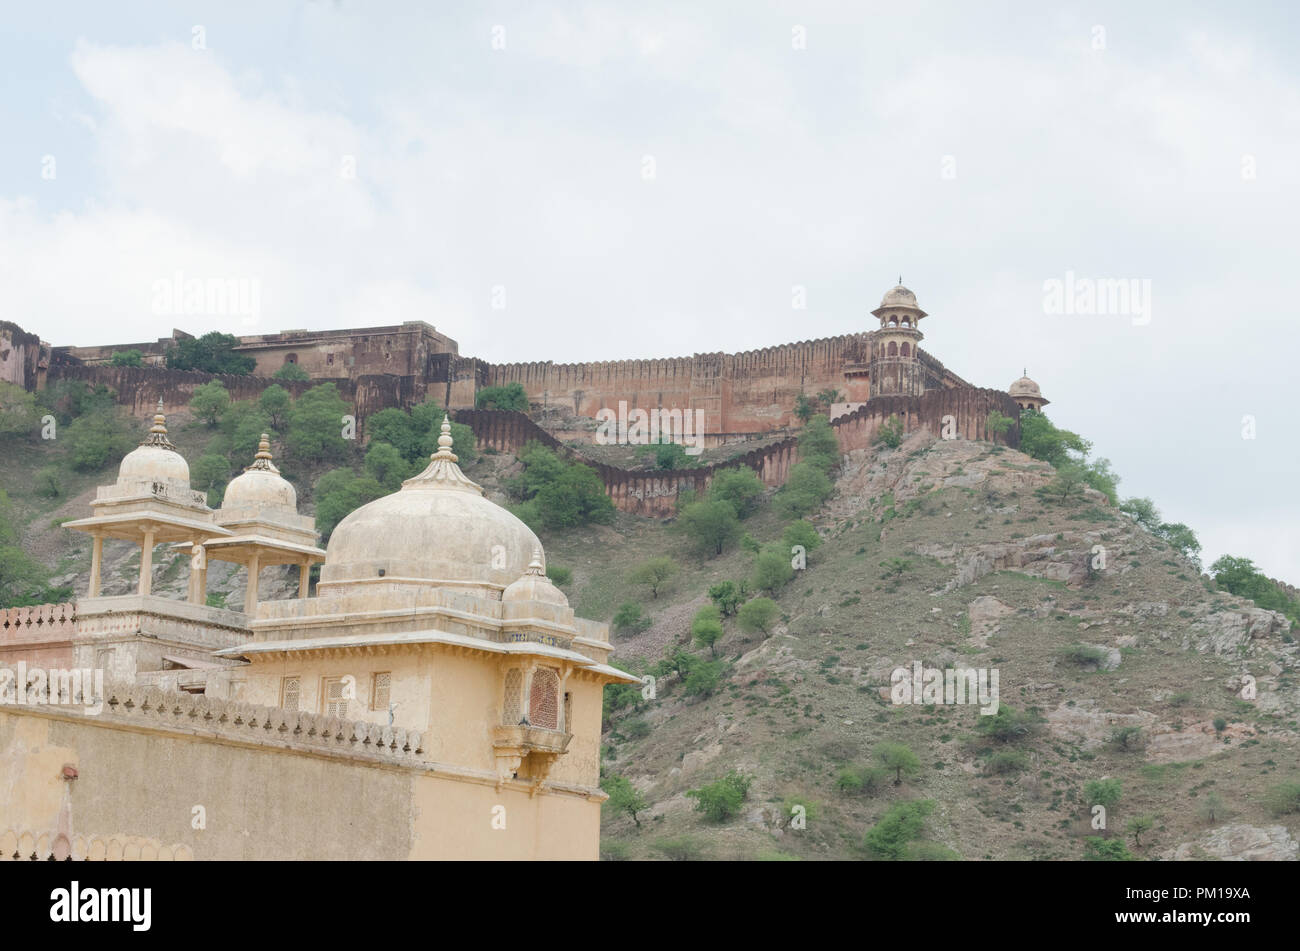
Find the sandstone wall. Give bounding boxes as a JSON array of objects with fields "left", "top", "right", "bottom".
[{"left": 0, "top": 322, "right": 50, "bottom": 390}]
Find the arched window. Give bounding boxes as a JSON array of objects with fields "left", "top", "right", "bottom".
[
  {"left": 284, "top": 353, "right": 298, "bottom": 365},
  {"left": 900, "top": 343, "right": 910, "bottom": 357},
  {"left": 888, "top": 317, "right": 898, "bottom": 327},
  {"left": 529, "top": 668, "right": 560, "bottom": 730},
  {"left": 901, "top": 318, "right": 911, "bottom": 327},
  {"left": 887, "top": 341, "right": 898, "bottom": 357}
]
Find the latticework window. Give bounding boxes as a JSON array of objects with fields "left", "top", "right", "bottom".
[
  {"left": 322, "top": 677, "right": 348, "bottom": 717},
  {"left": 281, "top": 676, "right": 300, "bottom": 712},
  {"left": 371, "top": 672, "right": 391, "bottom": 711},
  {"left": 529, "top": 668, "right": 560, "bottom": 730},
  {"left": 503, "top": 669, "right": 523, "bottom": 725}
]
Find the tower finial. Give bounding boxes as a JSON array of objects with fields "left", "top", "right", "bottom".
[
  {"left": 898, "top": 274, "right": 902, "bottom": 285},
  {"left": 526, "top": 546, "right": 545, "bottom": 575}
]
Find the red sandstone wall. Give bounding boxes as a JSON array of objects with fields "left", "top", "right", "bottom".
[{"left": 0, "top": 603, "right": 76, "bottom": 669}]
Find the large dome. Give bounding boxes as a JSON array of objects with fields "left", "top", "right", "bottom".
[
  {"left": 320, "top": 417, "right": 542, "bottom": 593},
  {"left": 222, "top": 435, "right": 296, "bottom": 511},
  {"left": 117, "top": 404, "right": 189, "bottom": 486},
  {"left": 880, "top": 284, "right": 918, "bottom": 308}
]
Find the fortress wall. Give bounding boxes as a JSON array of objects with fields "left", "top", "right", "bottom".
[
  {"left": 456, "top": 390, "right": 1015, "bottom": 519},
  {"left": 45, "top": 364, "right": 422, "bottom": 424},
  {"left": 1, "top": 322, "right": 51, "bottom": 390},
  {"left": 0, "top": 603, "right": 77, "bottom": 669},
  {"left": 486, "top": 333, "right": 875, "bottom": 433}
]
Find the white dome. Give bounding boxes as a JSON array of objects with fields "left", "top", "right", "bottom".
[
  {"left": 880, "top": 284, "right": 918, "bottom": 308},
  {"left": 320, "top": 417, "right": 542, "bottom": 593},
  {"left": 503, "top": 549, "right": 568, "bottom": 607},
  {"left": 117, "top": 405, "right": 189, "bottom": 486},
  {"left": 222, "top": 435, "right": 297, "bottom": 511}
]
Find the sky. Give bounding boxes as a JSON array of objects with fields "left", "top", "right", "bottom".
[{"left": 1, "top": 1, "right": 1297, "bottom": 582}]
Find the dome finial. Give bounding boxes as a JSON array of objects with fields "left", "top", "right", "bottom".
[
  {"left": 244, "top": 433, "right": 280, "bottom": 473},
  {"left": 526, "top": 546, "right": 545, "bottom": 575},
  {"left": 140, "top": 398, "right": 177, "bottom": 449}
]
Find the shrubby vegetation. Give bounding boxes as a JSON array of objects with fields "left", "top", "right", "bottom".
[
  {"left": 1210, "top": 555, "right": 1300, "bottom": 624},
  {"left": 1019, "top": 409, "right": 1119, "bottom": 504},
  {"left": 165, "top": 332, "right": 255, "bottom": 375},
  {"left": 0, "top": 489, "right": 71, "bottom": 608},
  {"left": 507, "top": 443, "right": 614, "bottom": 532},
  {"left": 474, "top": 382, "right": 528, "bottom": 411},
  {"left": 685, "top": 771, "right": 752, "bottom": 822}
]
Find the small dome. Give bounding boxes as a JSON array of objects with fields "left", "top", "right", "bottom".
[
  {"left": 503, "top": 548, "right": 568, "bottom": 607},
  {"left": 222, "top": 435, "right": 297, "bottom": 510},
  {"left": 321, "top": 416, "right": 543, "bottom": 593},
  {"left": 1009, "top": 375, "right": 1043, "bottom": 399},
  {"left": 880, "top": 284, "right": 918, "bottom": 308},
  {"left": 118, "top": 403, "right": 190, "bottom": 486}
]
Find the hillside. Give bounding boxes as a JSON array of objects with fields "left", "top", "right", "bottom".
[
  {"left": 4, "top": 404, "right": 1297, "bottom": 862},
  {"left": 511, "top": 433, "right": 1298, "bottom": 861}
]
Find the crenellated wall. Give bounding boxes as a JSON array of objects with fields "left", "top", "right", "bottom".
[
  {"left": 0, "top": 603, "right": 77, "bottom": 668},
  {"left": 456, "top": 390, "right": 1017, "bottom": 518}
]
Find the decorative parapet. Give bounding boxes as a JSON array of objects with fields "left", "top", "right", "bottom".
[
  {"left": 8, "top": 682, "right": 424, "bottom": 765},
  {"left": 0, "top": 829, "right": 193, "bottom": 862},
  {"left": 0, "top": 603, "right": 77, "bottom": 643}
]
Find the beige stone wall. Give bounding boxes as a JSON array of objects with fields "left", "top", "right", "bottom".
[{"left": 0, "top": 704, "right": 600, "bottom": 860}]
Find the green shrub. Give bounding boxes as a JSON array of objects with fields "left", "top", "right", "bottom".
[
  {"left": 776, "top": 462, "right": 833, "bottom": 518},
  {"left": 677, "top": 499, "right": 741, "bottom": 556},
  {"left": 863, "top": 800, "right": 934, "bottom": 860},
  {"left": 737, "top": 597, "right": 778, "bottom": 634},
  {"left": 1263, "top": 782, "right": 1300, "bottom": 817},
  {"left": 651, "top": 836, "right": 707, "bottom": 861},
  {"left": 630, "top": 556, "right": 678, "bottom": 598},
  {"left": 474, "top": 382, "right": 529, "bottom": 411},
  {"left": 685, "top": 771, "right": 752, "bottom": 822},
  {"left": 613, "top": 602, "right": 651, "bottom": 635},
  {"left": 1083, "top": 837, "right": 1133, "bottom": 861},
  {"left": 752, "top": 547, "right": 795, "bottom": 594},
  {"left": 874, "top": 414, "right": 904, "bottom": 449},
  {"left": 271, "top": 361, "right": 310, "bottom": 381},
  {"left": 189, "top": 381, "right": 231, "bottom": 426},
  {"left": 545, "top": 564, "right": 572, "bottom": 586},
  {"left": 708, "top": 467, "right": 765, "bottom": 518},
  {"left": 166, "top": 331, "right": 255, "bottom": 375},
  {"left": 108, "top": 349, "right": 144, "bottom": 367}
]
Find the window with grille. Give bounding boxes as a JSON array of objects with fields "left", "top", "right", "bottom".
[
  {"left": 503, "top": 669, "right": 523, "bottom": 725},
  {"left": 281, "top": 676, "right": 301, "bottom": 712},
  {"left": 529, "top": 668, "right": 560, "bottom": 730},
  {"left": 322, "top": 677, "right": 348, "bottom": 717},
  {"left": 371, "top": 672, "right": 391, "bottom": 711}
]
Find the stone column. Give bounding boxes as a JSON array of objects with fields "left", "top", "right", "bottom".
[
  {"left": 188, "top": 545, "right": 207, "bottom": 605},
  {"left": 89, "top": 533, "right": 103, "bottom": 598},
  {"left": 138, "top": 528, "right": 155, "bottom": 597},
  {"left": 244, "top": 553, "right": 261, "bottom": 614},
  {"left": 298, "top": 563, "right": 311, "bottom": 598}
]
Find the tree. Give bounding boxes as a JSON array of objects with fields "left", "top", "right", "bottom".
[
  {"left": 877, "top": 742, "right": 920, "bottom": 785},
  {"left": 691, "top": 611, "right": 724, "bottom": 657},
  {"left": 1264, "top": 782, "right": 1300, "bottom": 817},
  {"left": 313, "top": 469, "right": 386, "bottom": 541},
  {"left": 707, "top": 467, "right": 765, "bottom": 518},
  {"left": 230, "top": 408, "right": 274, "bottom": 463},
  {"left": 1036, "top": 461, "right": 1087, "bottom": 503},
  {"left": 258, "top": 384, "right": 292, "bottom": 431},
  {"left": 1082, "top": 457, "right": 1120, "bottom": 504},
  {"left": 708, "top": 581, "right": 744, "bottom": 617},
  {"left": 613, "top": 602, "right": 651, "bottom": 635},
  {"left": 0, "top": 490, "right": 67, "bottom": 608},
  {"left": 630, "top": 556, "right": 678, "bottom": 599},
  {"left": 798, "top": 415, "right": 840, "bottom": 472},
  {"left": 1210, "top": 555, "right": 1299, "bottom": 622},
  {"left": 685, "top": 771, "right": 751, "bottom": 822},
  {"left": 474, "top": 382, "right": 529, "bottom": 411},
  {"left": 191, "top": 453, "right": 232, "bottom": 507},
  {"left": 975, "top": 705, "right": 1042, "bottom": 744},
  {"left": 1119, "top": 496, "right": 1161, "bottom": 531},
  {"left": 272, "top": 361, "right": 310, "bottom": 381},
  {"left": 737, "top": 597, "right": 778, "bottom": 634},
  {"left": 0, "top": 382, "right": 39, "bottom": 438},
  {"left": 63, "top": 409, "right": 136, "bottom": 472},
  {"left": 545, "top": 564, "right": 572, "bottom": 586},
  {"left": 874, "top": 414, "right": 904, "bottom": 449},
  {"left": 985, "top": 410, "right": 1014, "bottom": 438},
  {"left": 793, "top": 393, "right": 816, "bottom": 423},
  {"left": 535, "top": 463, "right": 614, "bottom": 530},
  {"left": 782, "top": 519, "right": 822, "bottom": 553},
  {"left": 682, "top": 659, "right": 724, "bottom": 697},
  {"left": 34, "top": 466, "right": 62, "bottom": 499},
  {"left": 286, "top": 383, "right": 351, "bottom": 464},
  {"left": 651, "top": 836, "right": 707, "bottom": 861},
  {"left": 1155, "top": 522, "right": 1201, "bottom": 568},
  {"left": 364, "top": 441, "right": 411, "bottom": 491},
  {"left": 863, "top": 800, "right": 935, "bottom": 860},
  {"left": 815, "top": 388, "right": 842, "bottom": 410},
  {"left": 1126, "top": 814, "right": 1155, "bottom": 848},
  {"left": 752, "top": 547, "right": 795, "bottom": 594},
  {"left": 776, "top": 461, "right": 834, "bottom": 518},
  {"left": 108, "top": 349, "right": 144, "bottom": 367},
  {"left": 1083, "top": 778, "right": 1123, "bottom": 811},
  {"left": 601, "top": 774, "right": 649, "bottom": 827},
  {"left": 166, "top": 332, "right": 255, "bottom": 375},
  {"left": 677, "top": 499, "right": 741, "bottom": 556},
  {"left": 1019, "top": 410, "right": 1090, "bottom": 468}
]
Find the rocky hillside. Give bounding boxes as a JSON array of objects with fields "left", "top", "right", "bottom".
[{"left": 527, "top": 433, "right": 1298, "bottom": 861}]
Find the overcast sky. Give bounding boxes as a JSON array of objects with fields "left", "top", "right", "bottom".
[{"left": 2, "top": 1, "right": 1297, "bottom": 582}]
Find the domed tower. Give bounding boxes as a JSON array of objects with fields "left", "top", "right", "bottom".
[
  {"left": 65, "top": 400, "right": 229, "bottom": 600},
  {"left": 868, "top": 281, "right": 929, "bottom": 398},
  {"left": 1009, "top": 372, "right": 1049, "bottom": 413},
  {"left": 205, "top": 435, "right": 325, "bottom": 612}
]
